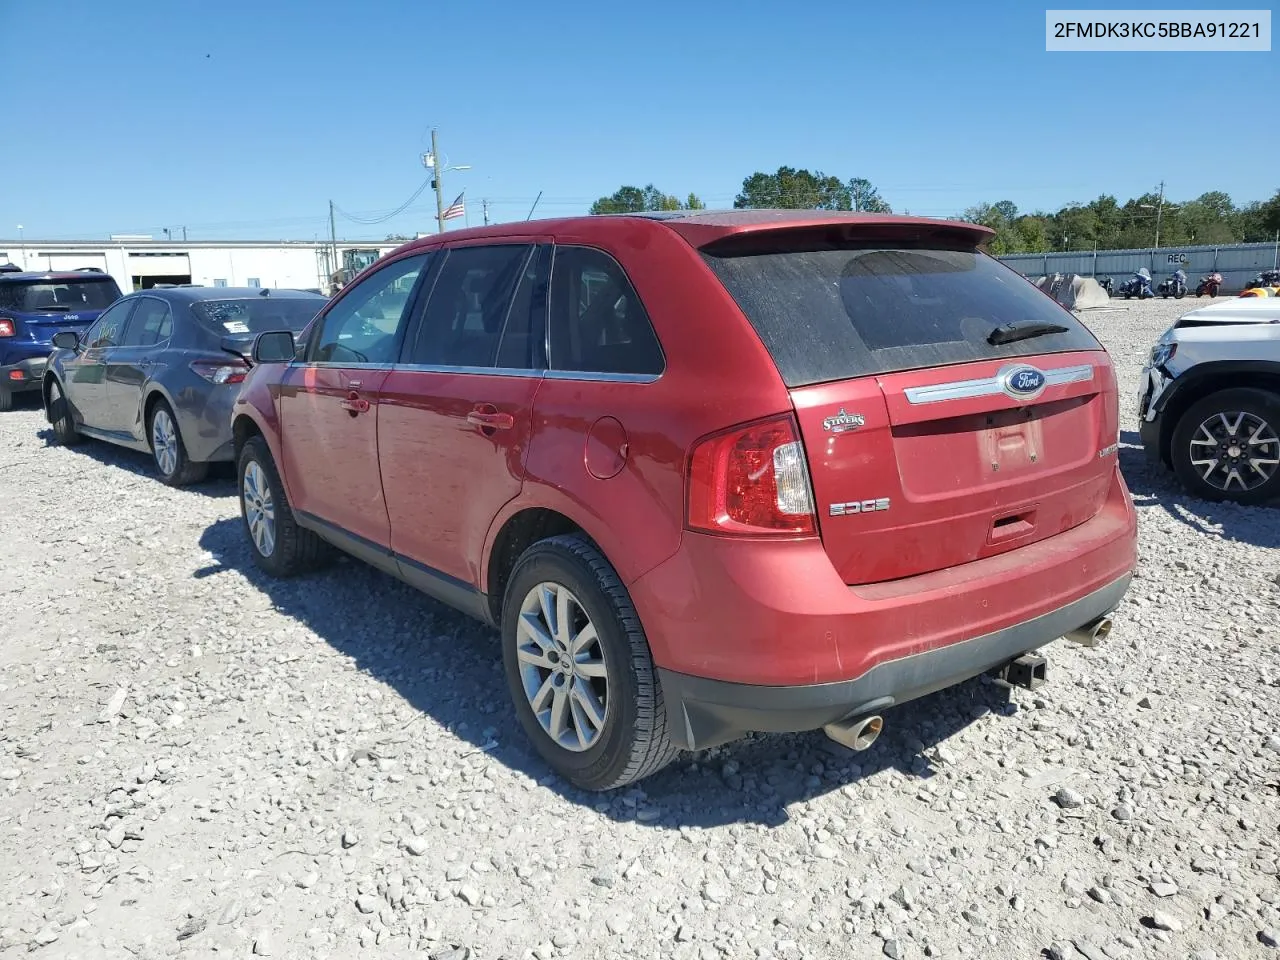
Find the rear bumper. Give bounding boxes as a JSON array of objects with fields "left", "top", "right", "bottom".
[
  {"left": 658, "top": 574, "right": 1128, "bottom": 750},
  {"left": 630, "top": 466, "right": 1137, "bottom": 749},
  {"left": 173, "top": 383, "right": 237, "bottom": 463},
  {"left": 0, "top": 356, "right": 48, "bottom": 394}
]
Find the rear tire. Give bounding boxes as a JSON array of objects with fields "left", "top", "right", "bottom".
[
  {"left": 46, "top": 379, "right": 81, "bottom": 445},
  {"left": 149, "top": 400, "right": 207, "bottom": 486},
  {"left": 0, "top": 389, "right": 11, "bottom": 413},
  {"left": 500, "top": 535, "right": 678, "bottom": 791},
  {"left": 237, "top": 436, "right": 331, "bottom": 576},
  {"left": 1171, "top": 388, "right": 1280, "bottom": 505}
]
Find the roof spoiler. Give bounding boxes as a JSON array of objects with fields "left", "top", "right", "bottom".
[{"left": 693, "top": 219, "right": 995, "bottom": 256}]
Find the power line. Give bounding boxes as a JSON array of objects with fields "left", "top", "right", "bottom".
[{"left": 334, "top": 179, "right": 434, "bottom": 225}]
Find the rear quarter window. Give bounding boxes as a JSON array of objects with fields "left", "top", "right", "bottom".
[{"left": 702, "top": 245, "right": 1099, "bottom": 386}]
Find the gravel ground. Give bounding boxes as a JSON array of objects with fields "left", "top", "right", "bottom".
[{"left": 1, "top": 296, "right": 1278, "bottom": 960}]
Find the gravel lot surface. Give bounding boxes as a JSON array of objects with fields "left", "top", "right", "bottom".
[{"left": 1, "top": 296, "right": 1278, "bottom": 960}]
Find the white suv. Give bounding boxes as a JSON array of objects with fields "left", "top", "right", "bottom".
[{"left": 1138, "top": 297, "right": 1280, "bottom": 503}]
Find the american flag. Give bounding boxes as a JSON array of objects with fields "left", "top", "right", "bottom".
[{"left": 442, "top": 192, "right": 466, "bottom": 221}]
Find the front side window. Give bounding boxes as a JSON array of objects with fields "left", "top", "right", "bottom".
[
  {"left": 548, "top": 246, "right": 664, "bottom": 376},
  {"left": 405, "top": 245, "right": 533, "bottom": 367},
  {"left": 120, "top": 297, "right": 172, "bottom": 347},
  {"left": 309, "top": 254, "right": 428, "bottom": 364},
  {"left": 82, "top": 299, "right": 136, "bottom": 349}
]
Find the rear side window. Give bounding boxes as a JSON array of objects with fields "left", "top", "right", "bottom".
[
  {"left": 702, "top": 245, "right": 1099, "bottom": 386},
  {"left": 0, "top": 277, "right": 121, "bottom": 312},
  {"left": 121, "top": 297, "right": 172, "bottom": 346},
  {"left": 407, "top": 245, "right": 532, "bottom": 367},
  {"left": 548, "top": 246, "right": 664, "bottom": 377}
]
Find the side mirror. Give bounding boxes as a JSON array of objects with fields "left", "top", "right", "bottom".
[
  {"left": 252, "top": 330, "right": 296, "bottom": 364},
  {"left": 52, "top": 331, "right": 81, "bottom": 351}
]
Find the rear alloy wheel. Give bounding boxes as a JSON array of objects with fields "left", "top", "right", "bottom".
[
  {"left": 237, "top": 436, "right": 330, "bottom": 576},
  {"left": 46, "top": 379, "right": 81, "bottom": 445},
  {"left": 1171, "top": 388, "right": 1280, "bottom": 504},
  {"left": 149, "top": 401, "right": 208, "bottom": 486},
  {"left": 501, "top": 535, "right": 678, "bottom": 791}
]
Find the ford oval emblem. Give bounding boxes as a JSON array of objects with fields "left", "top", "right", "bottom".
[{"left": 1001, "top": 365, "right": 1047, "bottom": 399}]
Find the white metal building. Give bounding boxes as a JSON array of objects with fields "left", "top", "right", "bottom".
[{"left": 0, "top": 238, "right": 404, "bottom": 293}]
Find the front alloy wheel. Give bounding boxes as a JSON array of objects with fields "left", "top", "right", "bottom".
[
  {"left": 516, "top": 582, "right": 610, "bottom": 751},
  {"left": 241, "top": 460, "right": 277, "bottom": 559},
  {"left": 1172, "top": 388, "right": 1280, "bottom": 504}
]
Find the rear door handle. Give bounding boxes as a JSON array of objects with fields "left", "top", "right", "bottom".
[
  {"left": 338, "top": 391, "right": 370, "bottom": 415},
  {"left": 467, "top": 408, "right": 514, "bottom": 431}
]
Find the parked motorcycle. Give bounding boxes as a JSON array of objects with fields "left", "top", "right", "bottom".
[
  {"left": 1096, "top": 275, "right": 1114, "bottom": 295},
  {"left": 1239, "top": 269, "right": 1280, "bottom": 298},
  {"left": 1119, "top": 268, "right": 1154, "bottom": 300},
  {"left": 1195, "top": 272, "right": 1223, "bottom": 297},
  {"left": 1157, "top": 268, "right": 1188, "bottom": 299}
]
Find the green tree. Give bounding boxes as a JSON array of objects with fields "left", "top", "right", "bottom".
[
  {"left": 991, "top": 200, "right": 1019, "bottom": 223},
  {"left": 1014, "top": 215, "right": 1050, "bottom": 252},
  {"left": 734, "top": 167, "right": 851, "bottom": 209},
  {"left": 847, "top": 177, "right": 891, "bottom": 212},
  {"left": 589, "top": 184, "right": 702, "bottom": 215}
]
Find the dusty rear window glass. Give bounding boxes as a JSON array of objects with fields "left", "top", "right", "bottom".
[
  {"left": 702, "top": 246, "right": 1098, "bottom": 386},
  {"left": 191, "top": 298, "right": 325, "bottom": 336}
]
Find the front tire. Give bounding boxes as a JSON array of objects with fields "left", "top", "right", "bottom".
[
  {"left": 1171, "top": 388, "right": 1280, "bottom": 504},
  {"left": 149, "top": 400, "right": 207, "bottom": 486},
  {"left": 46, "top": 379, "right": 81, "bottom": 445},
  {"left": 237, "top": 436, "right": 330, "bottom": 576},
  {"left": 501, "top": 535, "right": 678, "bottom": 791}
]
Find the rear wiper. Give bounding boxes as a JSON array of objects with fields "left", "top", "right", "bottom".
[{"left": 987, "top": 321, "right": 1070, "bottom": 346}]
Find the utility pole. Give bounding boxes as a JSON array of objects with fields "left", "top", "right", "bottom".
[
  {"left": 431, "top": 128, "right": 446, "bottom": 233},
  {"left": 328, "top": 200, "right": 339, "bottom": 286},
  {"left": 482, "top": 199, "right": 490, "bottom": 226},
  {"left": 1154, "top": 180, "right": 1165, "bottom": 249},
  {"left": 182, "top": 226, "right": 187, "bottom": 242}
]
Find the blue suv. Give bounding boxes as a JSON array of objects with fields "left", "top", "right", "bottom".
[{"left": 0, "top": 266, "right": 123, "bottom": 410}]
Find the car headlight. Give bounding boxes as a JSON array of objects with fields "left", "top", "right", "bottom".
[{"left": 1150, "top": 342, "right": 1177, "bottom": 368}]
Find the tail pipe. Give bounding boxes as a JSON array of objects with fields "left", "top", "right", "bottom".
[
  {"left": 1065, "top": 616, "right": 1113, "bottom": 648},
  {"left": 823, "top": 714, "right": 883, "bottom": 752}
]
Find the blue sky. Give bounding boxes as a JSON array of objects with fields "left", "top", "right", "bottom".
[{"left": 2, "top": 0, "right": 1276, "bottom": 241}]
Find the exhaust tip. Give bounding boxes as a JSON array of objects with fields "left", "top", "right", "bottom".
[
  {"left": 1066, "top": 616, "right": 1113, "bottom": 647},
  {"left": 823, "top": 715, "right": 883, "bottom": 752}
]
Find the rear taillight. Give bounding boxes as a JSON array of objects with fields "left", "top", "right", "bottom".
[
  {"left": 687, "top": 414, "right": 816, "bottom": 536},
  {"left": 0, "top": 318, "right": 14, "bottom": 337},
  {"left": 190, "top": 358, "right": 249, "bottom": 385}
]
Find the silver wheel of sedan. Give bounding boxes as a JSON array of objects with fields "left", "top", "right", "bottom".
[
  {"left": 151, "top": 408, "right": 179, "bottom": 476},
  {"left": 241, "top": 460, "right": 276, "bottom": 558},
  {"left": 516, "top": 581, "right": 609, "bottom": 752}
]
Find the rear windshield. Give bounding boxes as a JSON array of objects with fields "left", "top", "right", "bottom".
[
  {"left": 702, "top": 245, "right": 1099, "bottom": 386},
  {"left": 0, "top": 278, "right": 122, "bottom": 313},
  {"left": 191, "top": 298, "right": 324, "bottom": 336}
]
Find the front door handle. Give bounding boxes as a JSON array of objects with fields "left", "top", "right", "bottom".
[
  {"left": 338, "top": 391, "right": 370, "bottom": 415},
  {"left": 467, "top": 407, "right": 514, "bottom": 431}
]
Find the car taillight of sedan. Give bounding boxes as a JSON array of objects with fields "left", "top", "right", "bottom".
[{"left": 190, "top": 358, "right": 249, "bottom": 385}]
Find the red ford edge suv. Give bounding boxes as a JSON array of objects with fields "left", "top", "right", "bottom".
[{"left": 231, "top": 210, "right": 1136, "bottom": 790}]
